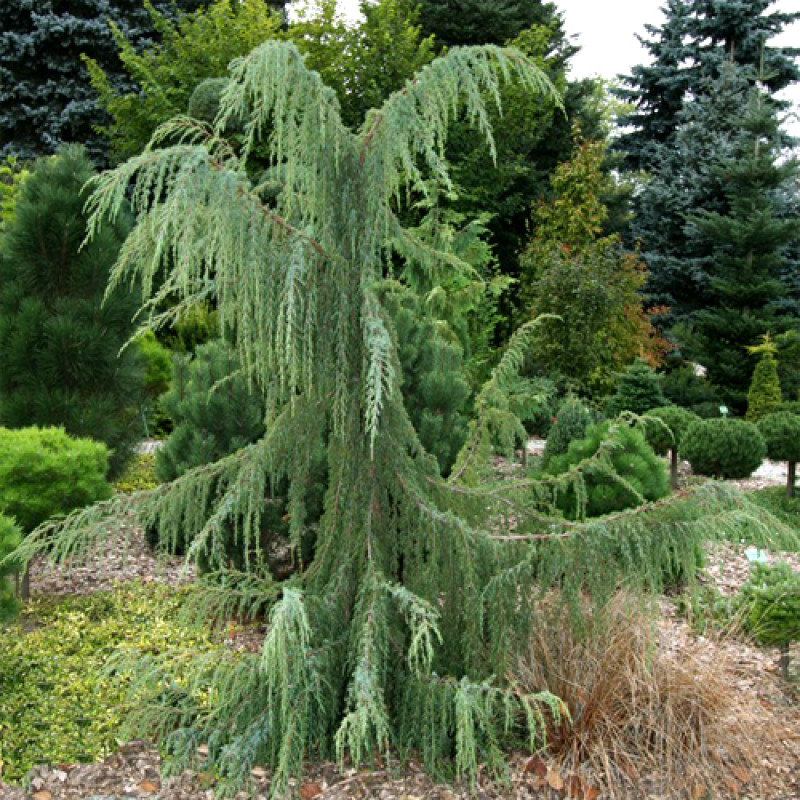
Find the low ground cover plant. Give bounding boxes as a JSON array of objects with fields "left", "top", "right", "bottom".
[
  {"left": 0, "top": 514, "right": 22, "bottom": 621},
  {"left": 0, "top": 582, "right": 221, "bottom": 783}
]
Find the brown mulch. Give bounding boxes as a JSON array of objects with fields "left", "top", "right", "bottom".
[{"left": 2, "top": 449, "right": 798, "bottom": 800}]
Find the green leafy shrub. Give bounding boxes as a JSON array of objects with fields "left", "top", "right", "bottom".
[
  {"left": 542, "top": 397, "right": 595, "bottom": 468},
  {"left": 682, "top": 418, "right": 766, "bottom": 480},
  {"left": 691, "top": 401, "right": 725, "bottom": 419},
  {"left": 776, "top": 400, "right": 800, "bottom": 417},
  {"left": 136, "top": 331, "right": 173, "bottom": 437},
  {"left": 734, "top": 562, "right": 800, "bottom": 679},
  {"left": 757, "top": 411, "right": 800, "bottom": 497},
  {"left": 0, "top": 583, "right": 220, "bottom": 783},
  {"left": 661, "top": 362, "right": 720, "bottom": 409},
  {"left": 746, "top": 353, "right": 782, "bottom": 422},
  {"left": 0, "top": 427, "right": 112, "bottom": 533},
  {"left": 113, "top": 452, "right": 159, "bottom": 494},
  {"left": 0, "top": 514, "right": 22, "bottom": 622},
  {"left": 606, "top": 358, "right": 666, "bottom": 417},
  {"left": 642, "top": 405, "right": 699, "bottom": 488},
  {"left": 544, "top": 421, "right": 670, "bottom": 519}
]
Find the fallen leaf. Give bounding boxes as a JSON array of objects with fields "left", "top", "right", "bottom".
[
  {"left": 300, "top": 782, "right": 323, "bottom": 800},
  {"left": 547, "top": 768, "right": 565, "bottom": 792},
  {"left": 138, "top": 779, "right": 160, "bottom": 794},
  {"left": 584, "top": 787, "right": 599, "bottom": 800},
  {"left": 691, "top": 782, "right": 707, "bottom": 800},
  {"left": 196, "top": 744, "right": 209, "bottom": 757},
  {"left": 251, "top": 766, "right": 268, "bottom": 779},
  {"left": 523, "top": 756, "right": 548, "bottom": 778},
  {"left": 32, "top": 792, "right": 52, "bottom": 800},
  {"left": 565, "top": 775, "right": 583, "bottom": 798},
  {"left": 730, "top": 766, "right": 750, "bottom": 784},
  {"left": 723, "top": 776, "right": 740, "bottom": 796}
]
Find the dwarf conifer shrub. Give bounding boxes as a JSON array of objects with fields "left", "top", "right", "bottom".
[
  {"left": 682, "top": 418, "right": 766, "bottom": 480},
  {"left": 542, "top": 397, "right": 595, "bottom": 467},
  {"left": 606, "top": 358, "right": 665, "bottom": 417},
  {"left": 0, "top": 514, "right": 22, "bottom": 622},
  {"left": 643, "top": 405, "right": 699, "bottom": 488},
  {"left": 746, "top": 338, "right": 782, "bottom": 422},
  {"left": 757, "top": 412, "right": 800, "bottom": 498},
  {"left": 735, "top": 562, "right": 800, "bottom": 680},
  {"left": 545, "top": 421, "right": 669, "bottom": 519}
]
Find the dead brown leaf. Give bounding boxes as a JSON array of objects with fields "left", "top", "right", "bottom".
[
  {"left": 547, "top": 767, "right": 565, "bottom": 792},
  {"left": 32, "top": 792, "right": 52, "bottom": 800},
  {"left": 300, "top": 782, "right": 323, "bottom": 799},
  {"left": 730, "top": 765, "right": 750, "bottom": 784},
  {"left": 138, "top": 779, "right": 159, "bottom": 794},
  {"left": 523, "top": 756, "right": 548, "bottom": 778}
]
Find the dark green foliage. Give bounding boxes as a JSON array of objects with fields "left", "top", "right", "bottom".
[
  {"left": 0, "top": 426, "right": 112, "bottom": 533},
  {"left": 542, "top": 397, "right": 595, "bottom": 467},
  {"left": 643, "top": 404, "right": 699, "bottom": 488},
  {"left": 661, "top": 362, "right": 721, "bottom": 410},
  {"left": 416, "top": 0, "right": 553, "bottom": 48},
  {"left": 544, "top": 421, "right": 670, "bottom": 519},
  {"left": 691, "top": 401, "right": 725, "bottom": 419},
  {"left": 388, "top": 292, "right": 471, "bottom": 476},
  {"left": 0, "top": 0, "right": 205, "bottom": 163},
  {"left": 606, "top": 359, "right": 666, "bottom": 417},
  {"left": 643, "top": 406, "right": 699, "bottom": 457},
  {"left": 0, "top": 514, "right": 22, "bottom": 622},
  {"left": 682, "top": 418, "right": 766, "bottom": 480},
  {"left": 734, "top": 562, "right": 800, "bottom": 679},
  {"left": 757, "top": 412, "right": 800, "bottom": 497},
  {"left": 746, "top": 353, "right": 783, "bottom": 422},
  {"left": 136, "top": 331, "right": 173, "bottom": 437},
  {"left": 0, "top": 146, "right": 143, "bottom": 475},
  {"left": 156, "top": 341, "right": 265, "bottom": 483}
]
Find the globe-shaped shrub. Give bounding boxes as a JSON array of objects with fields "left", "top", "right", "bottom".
[
  {"left": 545, "top": 421, "right": 669, "bottom": 519},
  {"left": 643, "top": 405, "right": 699, "bottom": 487},
  {"left": 682, "top": 418, "right": 766, "bottom": 480},
  {"left": 757, "top": 411, "right": 800, "bottom": 497}
]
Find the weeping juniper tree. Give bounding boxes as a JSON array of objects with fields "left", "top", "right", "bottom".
[{"left": 12, "top": 41, "right": 797, "bottom": 796}]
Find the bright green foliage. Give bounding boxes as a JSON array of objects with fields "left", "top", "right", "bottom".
[
  {"left": 682, "top": 418, "right": 766, "bottom": 480},
  {"left": 156, "top": 341, "right": 265, "bottom": 482},
  {"left": 544, "top": 420, "right": 670, "bottom": 520},
  {"left": 0, "top": 146, "right": 143, "bottom": 475},
  {"left": 386, "top": 290, "right": 471, "bottom": 476},
  {"left": 757, "top": 412, "right": 800, "bottom": 498},
  {"left": 734, "top": 562, "right": 800, "bottom": 679},
  {"left": 0, "top": 427, "right": 112, "bottom": 533},
  {"left": 0, "top": 514, "right": 22, "bottom": 622},
  {"left": 136, "top": 331, "right": 173, "bottom": 436},
  {"left": 0, "top": 583, "right": 221, "bottom": 783},
  {"left": 86, "top": 0, "right": 284, "bottom": 161},
  {"left": 113, "top": 453, "right": 159, "bottom": 495},
  {"left": 542, "top": 397, "right": 595, "bottom": 468},
  {"left": 606, "top": 359, "right": 666, "bottom": 417},
  {"left": 746, "top": 349, "right": 783, "bottom": 422},
  {"left": 0, "top": 156, "right": 29, "bottom": 227},
  {"left": 17, "top": 42, "right": 799, "bottom": 796}
]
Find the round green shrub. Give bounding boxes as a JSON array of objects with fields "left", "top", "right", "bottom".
[
  {"left": 757, "top": 412, "right": 800, "bottom": 464},
  {"left": 545, "top": 420, "right": 670, "bottom": 519},
  {"left": 542, "top": 397, "right": 595, "bottom": 467},
  {"left": 0, "top": 514, "right": 22, "bottom": 622},
  {"left": 682, "top": 418, "right": 766, "bottom": 479},
  {"left": 642, "top": 405, "right": 699, "bottom": 456},
  {"left": 0, "top": 426, "right": 112, "bottom": 533}
]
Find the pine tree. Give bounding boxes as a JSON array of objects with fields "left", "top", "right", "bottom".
[
  {"left": 16, "top": 42, "right": 796, "bottom": 795},
  {"left": 0, "top": 146, "right": 142, "bottom": 475},
  {"left": 0, "top": 0, "right": 206, "bottom": 163}
]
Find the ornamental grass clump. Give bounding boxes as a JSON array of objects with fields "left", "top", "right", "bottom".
[{"left": 682, "top": 418, "right": 766, "bottom": 480}]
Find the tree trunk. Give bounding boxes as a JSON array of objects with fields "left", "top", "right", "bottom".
[
  {"left": 670, "top": 448, "right": 679, "bottom": 489},
  {"left": 787, "top": 461, "right": 796, "bottom": 499}
]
